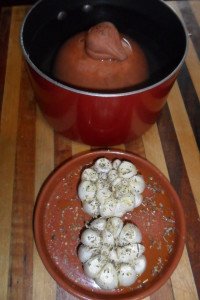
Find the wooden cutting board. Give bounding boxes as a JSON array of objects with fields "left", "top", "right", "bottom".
[{"left": 0, "top": 2, "right": 199, "bottom": 299}]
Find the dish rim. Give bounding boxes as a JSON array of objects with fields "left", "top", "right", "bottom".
[{"left": 34, "top": 149, "right": 186, "bottom": 300}]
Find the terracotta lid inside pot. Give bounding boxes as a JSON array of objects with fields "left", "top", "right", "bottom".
[{"left": 53, "top": 22, "right": 149, "bottom": 91}]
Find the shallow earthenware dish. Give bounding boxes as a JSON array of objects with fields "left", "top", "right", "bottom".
[{"left": 34, "top": 150, "right": 186, "bottom": 299}]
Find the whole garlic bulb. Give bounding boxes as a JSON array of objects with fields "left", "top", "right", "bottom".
[
  {"left": 78, "top": 158, "right": 145, "bottom": 218},
  {"left": 78, "top": 217, "right": 146, "bottom": 290}
]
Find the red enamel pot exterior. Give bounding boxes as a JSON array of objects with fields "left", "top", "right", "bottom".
[
  {"left": 28, "top": 66, "right": 177, "bottom": 145},
  {"left": 21, "top": 0, "right": 188, "bottom": 146}
]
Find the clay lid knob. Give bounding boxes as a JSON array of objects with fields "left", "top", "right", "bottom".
[{"left": 85, "top": 22, "right": 131, "bottom": 61}]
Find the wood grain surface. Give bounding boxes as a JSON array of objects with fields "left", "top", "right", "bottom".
[{"left": 0, "top": 2, "right": 200, "bottom": 300}]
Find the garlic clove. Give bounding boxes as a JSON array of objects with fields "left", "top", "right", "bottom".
[
  {"left": 96, "top": 188, "right": 112, "bottom": 202},
  {"left": 117, "top": 244, "right": 145, "bottom": 263},
  {"left": 114, "top": 202, "right": 127, "bottom": 217},
  {"left": 122, "top": 179, "right": 131, "bottom": 188},
  {"left": 118, "top": 223, "right": 142, "bottom": 246},
  {"left": 98, "top": 172, "right": 108, "bottom": 180},
  {"left": 84, "top": 255, "right": 106, "bottom": 279},
  {"left": 118, "top": 161, "right": 137, "bottom": 179},
  {"left": 78, "top": 245, "right": 98, "bottom": 263},
  {"left": 131, "top": 243, "right": 145, "bottom": 258},
  {"left": 118, "top": 264, "right": 137, "bottom": 286},
  {"left": 78, "top": 180, "right": 96, "bottom": 201},
  {"left": 90, "top": 218, "right": 107, "bottom": 231},
  {"left": 109, "top": 248, "right": 119, "bottom": 263},
  {"left": 119, "top": 195, "right": 135, "bottom": 212},
  {"left": 100, "top": 244, "right": 111, "bottom": 257},
  {"left": 108, "top": 169, "right": 118, "bottom": 182},
  {"left": 134, "top": 193, "right": 143, "bottom": 208},
  {"left": 117, "top": 245, "right": 135, "bottom": 263},
  {"left": 81, "top": 168, "right": 98, "bottom": 182},
  {"left": 111, "top": 177, "right": 122, "bottom": 188},
  {"left": 102, "top": 229, "right": 115, "bottom": 246},
  {"left": 114, "top": 184, "right": 133, "bottom": 198},
  {"left": 94, "top": 158, "right": 112, "bottom": 173},
  {"left": 99, "top": 197, "right": 116, "bottom": 218},
  {"left": 82, "top": 199, "right": 99, "bottom": 217},
  {"left": 96, "top": 178, "right": 109, "bottom": 190},
  {"left": 129, "top": 175, "right": 145, "bottom": 193},
  {"left": 112, "top": 159, "right": 121, "bottom": 170},
  {"left": 134, "top": 255, "right": 147, "bottom": 275},
  {"left": 106, "top": 217, "right": 123, "bottom": 238},
  {"left": 95, "top": 262, "right": 118, "bottom": 290},
  {"left": 81, "top": 228, "right": 101, "bottom": 247}
]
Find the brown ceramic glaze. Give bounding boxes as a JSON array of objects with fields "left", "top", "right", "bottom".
[
  {"left": 34, "top": 150, "right": 186, "bottom": 300},
  {"left": 53, "top": 22, "right": 149, "bottom": 90}
]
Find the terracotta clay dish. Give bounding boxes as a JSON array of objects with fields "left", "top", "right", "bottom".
[
  {"left": 34, "top": 150, "right": 186, "bottom": 300},
  {"left": 53, "top": 22, "right": 149, "bottom": 91}
]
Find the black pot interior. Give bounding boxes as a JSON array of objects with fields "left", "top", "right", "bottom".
[{"left": 21, "top": 0, "right": 187, "bottom": 90}]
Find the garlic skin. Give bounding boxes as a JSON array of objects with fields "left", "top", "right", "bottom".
[
  {"left": 90, "top": 218, "right": 107, "bottom": 231},
  {"left": 78, "top": 157, "right": 145, "bottom": 218},
  {"left": 135, "top": 255, "right": 147, "bottom": 275},
  {"left": 129, "top": 175, "right": 145, "bottom": 194},
  {"left": 82, "top": 199, "right": 99, "bottom": 217},
  {"left": 78, "top": 181, "right": 96, "bottom": 201},
  {"left": 78, "top": 245, "right": 98, "bottom": 263},
  {"left": 94, "top": 158, "right": 112, "bottom": 173},
  {"left": 117, "top": 244, "right": 145, "bottom": 263},
  {"left": 81, "top": 168, "right": 98, "bottom": 182},
  {"left": 118, "top": 264, "right": 137, "bottom": 287},
  {"left": 118, "top": 223, "right": 142, "bottom": 245},
  {"left": 134, "top": 193, "right": 143, "bottom": 208},
  {"left": 106, "top": 217, "right": 123, "bottom": 238},
  {"left": 95, "top": 263, "right": 118, "bottom": 290},
  {"left": 84, "top": 255, "right": 107, "bottom": 279},
  {"left": 118, "top": 161, "right": 137, "bottom": 179},
  {"left": 112, "top": 159, "right": 121, "bottom": 170},
  {"left": 81, "top": 228, "right": 101, "bottom": 247},
  {"left": 78, "top": 217, "right": 146, "bottom": 290}
]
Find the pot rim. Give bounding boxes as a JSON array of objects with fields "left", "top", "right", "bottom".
[{"left": 20, "top": 0, "right": 188, "bottom": 98}]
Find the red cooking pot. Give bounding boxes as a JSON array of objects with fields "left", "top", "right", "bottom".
[{"left": 20, "top": 0, "right": 188, "bottom": 146}]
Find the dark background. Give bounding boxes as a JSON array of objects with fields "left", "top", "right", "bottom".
[
  {"left": 0, "top": 0, "right": 185, "bottom": 6},
  {"left": 1, "top": 0, "right": 35, "bottom": 5}
]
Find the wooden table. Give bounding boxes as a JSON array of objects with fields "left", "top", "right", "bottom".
[{"left": 0, "top": 1, "right": 200, "bottom": 299}]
